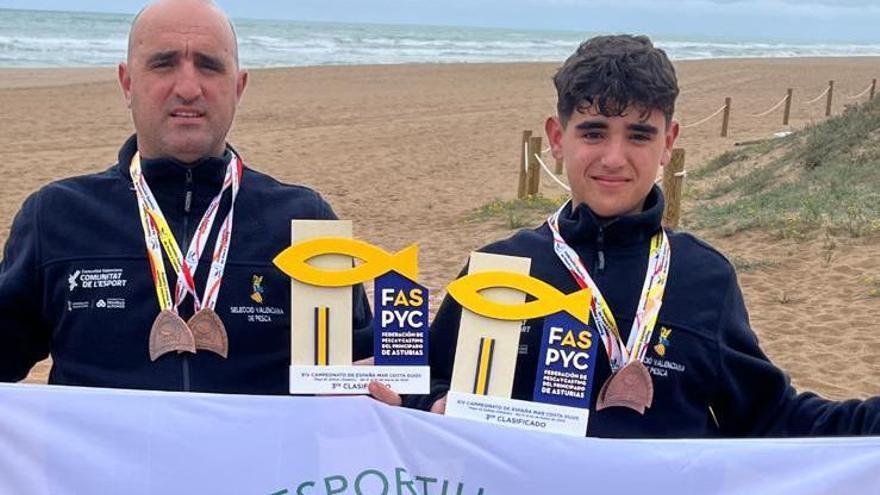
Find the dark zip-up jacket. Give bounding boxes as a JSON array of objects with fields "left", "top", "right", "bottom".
[
  {"left": 412, "top": 186, "right": 880, "bottom": 437},
  {"left": 0, "top": 135, "right": 372, "bottom": 394}
]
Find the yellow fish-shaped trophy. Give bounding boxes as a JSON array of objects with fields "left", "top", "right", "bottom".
[
  {"left": 447, "top": 271, "right": 591, "bottom": 324},
  {"left": 273, "top": 237, "right": 418, "bottom": 287}
]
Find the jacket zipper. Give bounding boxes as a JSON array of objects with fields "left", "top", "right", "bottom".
[
  {"left": 596, "top": 225, "right": 606, "bottom": 274},
  {"left": 181, "top": 169, "right": 193, "bottom": 392}
]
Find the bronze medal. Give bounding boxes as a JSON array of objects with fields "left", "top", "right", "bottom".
[
  {"left": 188, "top": 308, "right": 229, "bottom": 358},
  {"left": 149, "top": 309, "right": 197, "bottom": 361},
  {"left": 595, "top": 360, "right": 654, "bottom": 415}
]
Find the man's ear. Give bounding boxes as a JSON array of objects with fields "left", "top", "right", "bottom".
[
  {"left": 545, "top": 115, "right": 564, "bottom": 161},
  {"left": 235, "top": 69, "right": 248, "bottom": 103},
  {"left": 661, "top": 120, "right": 680, "bottom": 167},
  {"left": 118, "top": 62, "right": 132, "bottom": 109}
]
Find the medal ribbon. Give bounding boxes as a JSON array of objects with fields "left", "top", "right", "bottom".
[
  {"left": 197, "top": 158, "right": 241, "bottom": 311},
  {"left": 547, "top": 201, "right": 670, "bottom": 372},
  {"left": 130, "top": 152, "right": 242, "bottom": 314},
  {"left": 173, "top": 156, "right": 241, "bottom": 312}
]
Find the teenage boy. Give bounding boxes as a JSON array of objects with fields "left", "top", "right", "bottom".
[{"left": 386, "top": 35, "right": 879, "bottom": 437}]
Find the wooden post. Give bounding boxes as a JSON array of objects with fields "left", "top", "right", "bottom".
[
  {"left": 871, "top": 79, "right": 877, "bottom": 101},
  {"left": 662, "top": 148, "right": 686, "bottom": 229},
  {"left": 783, "top": 88, "right": 792, "bottom": 125},
  {"left": 527, "top": 136, "right": 542, "bottom": 195},
  {"left": 555, "top": 158, "right": 563, "bottom": 175},
  {"left": 517, "top": 130, "right": 532, "bottom": 199},
  {"left": 825, "top": 80, "right": 834, "bottom": 117},
  {"left": 721, "top": 97, "right": 731, "bottom": 138}
]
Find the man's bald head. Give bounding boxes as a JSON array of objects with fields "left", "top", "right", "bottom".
[
  {"left": 118, "top": 0, "right": 248, "bottom": 163},
  {"left": 127, "top": 0, "right": 240, "bottom": 67}
]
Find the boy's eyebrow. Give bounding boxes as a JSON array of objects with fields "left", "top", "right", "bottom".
[
  {"left": 574, "top": 120, "right": 608, "bottom": 131},
  {"left": 628, "top": 123, "right": 659, "bottom": 134}
]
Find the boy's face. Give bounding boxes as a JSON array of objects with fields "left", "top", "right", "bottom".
[{"left": 546, "top": 105, "right": 679, "bottom": 218}]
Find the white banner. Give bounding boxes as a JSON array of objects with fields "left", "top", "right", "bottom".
[{"left": 0, "top": 383, "right": 878, "bottom": 494}]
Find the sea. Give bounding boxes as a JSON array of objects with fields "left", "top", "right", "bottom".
[{"left": 2, "top": 8, "right": 880, "bottom": 68}]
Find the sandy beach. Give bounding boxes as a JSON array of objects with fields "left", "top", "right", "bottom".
[{"left": 2, "top": 57, "right": 878, "bottom": 400}]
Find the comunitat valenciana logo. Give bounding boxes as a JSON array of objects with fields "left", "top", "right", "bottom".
[
  {"left": 68, "top": 270, "right": 81, "bottom": 291},
  {"left": 66, "top": 268, "right": 128, "bottom": 290},
  {"left": 268, "top": 467, "right": 486, "bottom": 495}
]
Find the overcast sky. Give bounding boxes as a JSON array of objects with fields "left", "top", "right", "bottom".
[{"left": 1, "top": 0, "right": 879, "bottom": 42}]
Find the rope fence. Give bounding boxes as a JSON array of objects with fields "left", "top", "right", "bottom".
[
  {"left": 655, "top": 169, "right": 687, "bottom": 184},
  {"left": 803, "top": 85, "right": 831, "bottom": 105},
  {"left": 674, "top": 77, "right": 876, "bottom": 137},
  {"left": 534, "top": 153, "right": 571, "bottom": 192},
  {"left": 517, "top": 138, "right": 570, "bottom": 197},
  {"left": 680, "top": 104, "right": 727, "bottom": 129},
  {"left": 844, "top": 82, "right": 874, "bottom": 100},
  {"left": 749, "top": 94, "right": 789, "bottom": 118},
  {"left": 661, "top": 149, "right": 687, "bottom": 228}
]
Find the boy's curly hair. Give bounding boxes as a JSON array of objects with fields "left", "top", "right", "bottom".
[{"left": 554, "top": 35, "right": 679, "bottom": 125}]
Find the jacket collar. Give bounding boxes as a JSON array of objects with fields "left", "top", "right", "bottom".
[
  {"left": 116, "top": 134, "right": 231, "bottom": 190},
  {"left": 556, "top": 185, "right": 665, "bottom": 248}
]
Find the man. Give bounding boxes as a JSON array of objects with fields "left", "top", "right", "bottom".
[
  {"left": 397, "top": 35, "right": 880, "bottom": 436},
  {"left": 0, "top": 0, "right": 371, "bottom": 394}
]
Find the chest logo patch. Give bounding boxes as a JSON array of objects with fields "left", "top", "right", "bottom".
[
  {"left": 68, "top": 270, "right": 81, "bottom": 291},
  {"left": 654, "top": 326, "right": 672, "bottom": 357},
  {"left": 250, "top": 274, "right": 265, "bottom": 304},
  {"left": 67, "top": 268, "right": 127, "bottom": 291}
]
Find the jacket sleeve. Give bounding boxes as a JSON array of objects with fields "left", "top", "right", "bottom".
[
  {"left": 0, "top": 192, "right": 50, "bottom": 381},
  {"left": 314, "top": 192, "right": 373, "bottom": 361},
  {"left": 712, "top": 273, "right": 880, "bottom": 436}
]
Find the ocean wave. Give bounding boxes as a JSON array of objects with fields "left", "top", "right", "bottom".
[
  {"left": 657, "top": 40, "right": 880, "bottom": 60},
  {"left": 3, "top": 9, "right": 880, "bottom": 68},
  {"left": 0, "top": 35, "right": 125, "bottom": 51}
]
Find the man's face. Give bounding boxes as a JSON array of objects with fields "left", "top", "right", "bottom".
[
  {"left": 546, "top": 105, "right": 679, "bottom": 217},
  {"left": 118, "top": 1, "right": 247, "bottom": 163}
]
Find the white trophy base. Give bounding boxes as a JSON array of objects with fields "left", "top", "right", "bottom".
[
  {"left": 289, "top": 365, "right": 429, "bottom": 395},
  {"left": 445, "top": 391, "right": 589, "bottom": 437}
]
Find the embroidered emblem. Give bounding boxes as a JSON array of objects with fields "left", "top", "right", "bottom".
[
  {"left": 67, "top": 268, "right": 127, "bottom": 290},
  {"left": 68, "top": 270, "right": 81, "bottom": 292},
  {"left": 654, "top": 326, "right": 672, "bottom": 357},
  {"left": 250, "top": 275, "right": 265, "bottom": 304}
]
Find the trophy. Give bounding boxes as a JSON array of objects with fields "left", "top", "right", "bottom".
[
  {"left": 443, "top": 252, "right": 598, "bottom": 436},
  {"left": 273, "top": 220, "right": 429, "bottom": 395}
]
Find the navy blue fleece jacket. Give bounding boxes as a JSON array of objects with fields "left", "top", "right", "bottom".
[
  {"left": 411, "top": 187, "right": 880, "bottom": 437},
  {"left": 0, "top": 135, "right": 372, "bottom": 394}
]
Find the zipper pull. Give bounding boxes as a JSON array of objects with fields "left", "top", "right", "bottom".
[
  {"left": 184, "top": 169, "right": 193, "bottom": 213},
  {"left": 596, "top": 226, "right": 606, "bottom": 273}
]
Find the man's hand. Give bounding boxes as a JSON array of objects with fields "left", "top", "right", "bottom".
[
  {"left": 354, "top": 357, "right": 446, "bottom": 413},
  {"left": 367, "top": 380, "right": 403, "bottom": 407},
  {"left": 429, "top": 395, "right": 447, "bottom": 414},
  {"left": 354, "top": 357, "right": 403, "bottom": 407}
]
